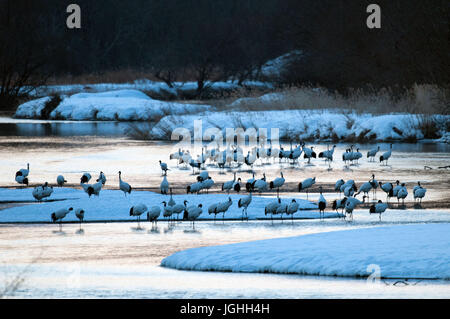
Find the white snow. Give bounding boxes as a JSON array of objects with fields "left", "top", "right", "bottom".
[
  {"left": 27, "top": 80, "right": 274, "bottom": 98},
  {"left": 162, "top": 223, "right": 450, "bottom": 279},
  {"left": 438, "top": 132, "right": 450, "bottom": 144},
  {"left": 14, "top": 89, "right": 449, "bottom": 142},
  {"left": 15, "top": 90, "right": 211, "bottom": 121},
  {"left": 12, "top": 96, "right": 52, "bottom": 119},
  {"left": 0, "top": 187, "right": 324, "bottom": 223},
  {"left": 152, "top": 109, "right": 450, "bottom": 142}
]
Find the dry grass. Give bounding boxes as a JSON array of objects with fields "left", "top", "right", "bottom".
[{"left": 217, "top": 84, "right": 449, "bottom": 115}]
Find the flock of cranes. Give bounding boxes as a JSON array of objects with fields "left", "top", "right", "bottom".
[
  {"left": 12, "top": 142, "right": 428, "bottom": 230},
  {"left": 167, "top": 143, "right": 394, "bottom": 172}
]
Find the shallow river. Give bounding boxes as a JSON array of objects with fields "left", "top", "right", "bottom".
[
  {"left": 1, "top": 216, "right": 450, "bottom": 299},
  {"left": 0, "top": 118, "right": 449, "bottom": 298}
]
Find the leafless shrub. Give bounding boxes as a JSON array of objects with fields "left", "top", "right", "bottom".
[
  {"left": 40, "top": 94, "right": 61, "bottom": 119},
  {"left": 414, "top": 114, "right": 440, "bottom": 139}
]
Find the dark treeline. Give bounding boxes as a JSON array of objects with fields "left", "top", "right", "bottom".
[{"left": 0, "top": 0, "right": 448, "bottom": 107}]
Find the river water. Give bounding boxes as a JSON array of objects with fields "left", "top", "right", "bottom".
[{"left": 1, "top": 118, "right": 449, "bottom": 298}]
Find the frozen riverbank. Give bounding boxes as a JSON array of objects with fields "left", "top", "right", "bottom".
[
  {"left": 162, "top": 223, "right": 450, "bottom": 279},
  {"left": 14, "top": 89, "right": 449, "bottom": 143}
]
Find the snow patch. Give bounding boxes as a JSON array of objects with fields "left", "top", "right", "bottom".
[
  {"left": 15, "top": 90, "right": 211, "bottom": 121},
  {"left": 162, "top": 223, "right": 450, "bottom": 279}
]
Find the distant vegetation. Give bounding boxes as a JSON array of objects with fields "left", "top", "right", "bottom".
[
  {"left": 0, "top": 0, "right": 448, "bottom": 112},
  {"left": 219, "top": 85, "right": 449, "bottom": 115}
]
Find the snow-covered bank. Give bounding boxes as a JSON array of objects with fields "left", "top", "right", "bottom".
[
  {"left": 0, "top": 187, "right": 322, "bottom": 223},
  {"left": 14, "top": 88, "right": 449, "bottom": 142},
  {"left": 162, "top": 223, "right": 450, "bottom": 279},
  {"left": 27, "top": 80, "right": 274, "bottom": 99},
  {"left": 152, "top": 109, "right": 450, "bottom": 143},
  {"left": 15, "top": 90, "right": 211, "bottom": 121}
]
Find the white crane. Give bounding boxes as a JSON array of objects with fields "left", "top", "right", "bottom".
[
  {"left": 340, "top": 180, "right": 357, "bottom": 197},
  {"left": 208, "top": 203, "right": 220, "bottom": 221},
  {"left": 289, "top": 145, "right": 303, "bottom": 165},
  {"left": 244, "top": 150, "right": 257, "bottom": 168},
  {"left": 298, "top": 177, "right": 316, "bottom": 200},
  {"left": 335, "top": 179, "right": 345, "bottom": 197},
  {"left": 253, "top": 173, "right": 268, "bottom": 195},
  {"left": 275, "top": 200, "right": 288, "bottom": 222},
  {"left": 265, "top": 198, "right": 281, "bottom": 223},
  {"left": 57, "top": 175, "right": 67, "bottom": 187},
  {"left": 187, "top": 181, "right": 203, "bottom": 194},
  {"left": 168, "top": 188, "right": 176, "bottom": 207},
  {"left": 171, "top": 200, "right": 186, "bottom": 222},
  {"left": 162, "top": 201, "right": 174, "bottom": 222},
  {"left": 75, "top": 208, "right": 85, "bottom": 230},
  {"left": 118, "top": 171, "right": 132, "bottom": 197},
  {"left": 352, "top": 148, "right": 363, "bottom": 164},
  {"left": 160, "top": 175, "right": 169, "bottom": 195},
  {"left": 238, "top": 192, "right": 252, "bottom": 221},
  {"left": 16, "top": 163, "right": 30, "bottom": 178},
  {"left": 379, "top": 182, "right": 394, "bottom": 202},
  {"left": 318, "top": 145, "right": 336, "bottom": 168},
  {"left": 369, "top": 200, "right": 388, "bottom": 221},
  {"left": 397, "top": 183, "right": 408, "bottom": 205},
  {"left": 222, "top": 172, "right": 236, "bottom": 194},
  {"left": 344, "top": 196, "right": 366, "bottom": 221},
  {"left": 15, "top": 163, "right": 30, "bottom": 186},
  {"left": 51, "top": 207, "right": 73, "bottom": 231},
  {"left": 246, "top": 172, "right": 256, "bottom": 192},
  {"left": 159, "top": 160, "right": 169, "bottom": 175},
  {"left": 413, "top": 182, "right": 426, "bottom": 204},
  {"left": 129, "top": 203, "right": 147, "bottom": 228},
  {"left": 286, "top": 199, "right": 299, "bottom": 222},
  {"left": 201, "top": 177, "right": 214, "bottom": 194},
  {"left": 80, "top": 173, "right": 91, "bottom": 184},
  {"left": 369, "top": 174, "right": 379, "bottom": 199},
  {"left": 147, "top": 206, "right": 161, "bottom": 228},
  {"left": 392, "top": 180, "right": 402, "bottom": 197},
  {"left": 179, "top": 151, "right": 192, "bottom": 168},
  {"left": 233, "top": 177, "right": 242, "bottom": 193},
  {"left": 332, "top": 197, "right": 347, "bottom": 216},
  {"left": 270, "top": 172, "right": 285, "bottom": 197},
  {"left": 15, "top": 175, "right": 29, "bottom": 186},
  {"left": 188, "top": 158, "right": 202, "bottom": 174},
  {"left": 302, "top": 145, "right": 316, "bottom": 164},
  {"left": 42, "top": 182, "right": 53, "bottom": 198},
  {"left": 170, "top": 148, "right": 183, "bottom": 166},
  {"left": 32, "top": 186, "right": 45, "bottom": 201},
  {"left": 215, "top": 197, "right": 233, "bottom": 221},
  {"left": 32, "top": 182, "right": 53, "bottom": 201},
  {"left": 367, "top": 146, "right": 380, "bottom": 162},
  {"left": 81, "top": 180, "right": 102, "bottom": 198},
  {"left": 342, "top": 148, "right": 353, "bottom": 166},
  {"left": 96, "top": 171, "right": 107, "bottom": 185},
  {"left": 380, "top": 143, "right": 393, "bottom": 166},
  {"left": 197, "top": 171, "right": 209, "bottom": 182},
  {"left": 356, "top": 180, "right": 373, "bottom": 201},
  {"left": 184, "top": 203, "right": 203, "bottom": 228}
]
